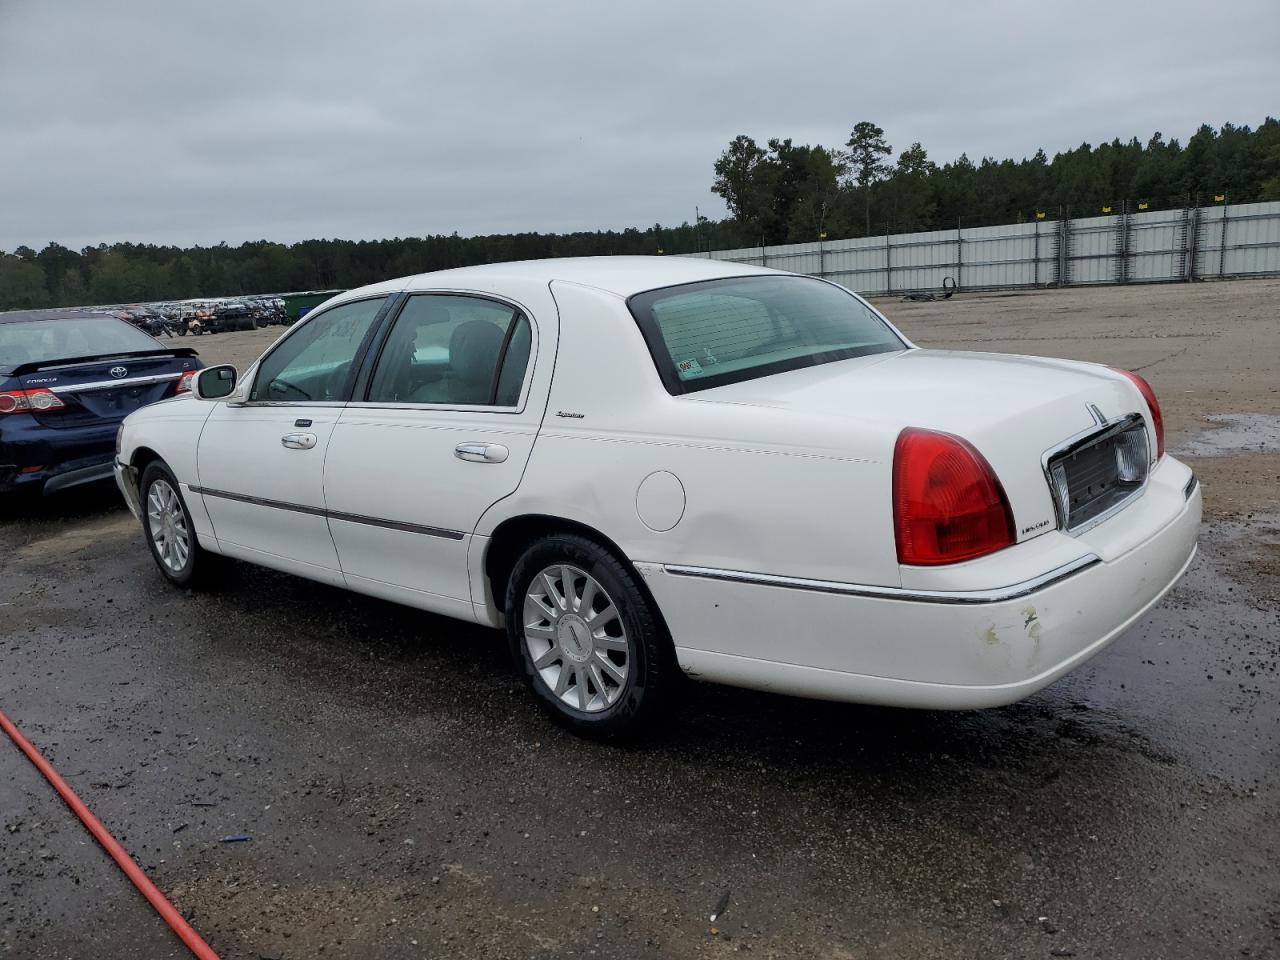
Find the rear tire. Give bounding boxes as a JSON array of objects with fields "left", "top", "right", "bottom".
[
  {"left": 505, "top": 534, "right": 675, "bottom": 738},
  {"left": 139, "top": 461, "right": 215, "bottom": 588}
]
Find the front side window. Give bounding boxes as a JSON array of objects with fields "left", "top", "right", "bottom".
[
  {"left": 366, "top": 294, "right": 531, "bottom": 406},
  {"left": 251, "top": 297, "right": 386, "bottom": 402},
  {"left": 628, "top": 276, "right": 906, "bottom": 394}
]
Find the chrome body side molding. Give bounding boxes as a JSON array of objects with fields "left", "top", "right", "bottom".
[
  {"left": 188, "top": 485, "right": 465, "bottom": 541},
  {"left": 662, "top": 554, "right": 1102, "bottom": 605}
]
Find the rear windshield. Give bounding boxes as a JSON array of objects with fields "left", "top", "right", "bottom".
[
  {"left": 627, "top": 275, "right": 905, "bottom": 393},
  {"left": 0, "top": 317, "right": 161, "bottom": 368}
]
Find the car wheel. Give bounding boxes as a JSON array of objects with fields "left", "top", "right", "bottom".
[
  {"left": 506, "top": 533, "right": 675, "bottom": 738},
  {"left": 140, "top": 461, "right": 211, "bottom": 587}
]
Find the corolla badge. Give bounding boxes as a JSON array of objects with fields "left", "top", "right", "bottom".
[{"left": 110, "top": 366, "right": 128, "bottom": 379}]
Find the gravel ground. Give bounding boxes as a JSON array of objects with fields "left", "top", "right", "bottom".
[{"left": 2, "top": 279, "right": 1278, "bottom": 959}]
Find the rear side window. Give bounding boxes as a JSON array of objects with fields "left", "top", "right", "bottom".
[
  {"left": 628, "top": 275, "right": 905, "bottom": 394},
  {"left": 251, "top": 297, "right": 386, "bottom": 402},
  {"left": 366, "top": 294, "right": 531, "bottom": 407},
  {"left": 0, "top": 317, "right": 160, "bottom": 367}
]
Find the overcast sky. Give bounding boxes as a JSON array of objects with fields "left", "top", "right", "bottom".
[{"left": 1, "top": 0, "right": 1276, "bottom": 252}]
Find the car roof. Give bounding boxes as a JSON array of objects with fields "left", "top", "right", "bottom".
[
  {"left": 401, "top": 255, "right": 783, "bottom": 299},
  {"left": 0, "top": 307, "right": 111, "bottom": 324}
]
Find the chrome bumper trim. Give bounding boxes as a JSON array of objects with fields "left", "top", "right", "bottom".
[{"left": 662, "top": 554, "right": 1102, "bottom": 605}]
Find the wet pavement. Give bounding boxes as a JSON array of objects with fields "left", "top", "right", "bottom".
[
  {"left": 1, "top": 484, "right": 1277, "bottom": 960},
  {"left": 4, "top": 281, "right": 1280, "bottom": 958},
  {"left": 1173, "top": 415, "right": 1280, "bottom": 459}
]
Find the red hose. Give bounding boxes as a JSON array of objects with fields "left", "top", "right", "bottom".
[{"left": 0, "top": 707, "right": 221, "bottom": 960}]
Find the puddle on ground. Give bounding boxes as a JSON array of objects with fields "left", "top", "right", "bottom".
[{"left": 1172, "top": 413, "right": 1280, "bottom": 457}]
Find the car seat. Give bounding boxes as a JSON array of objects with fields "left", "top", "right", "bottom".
[{"left": 446, "top": 320, "right": 505, "bottom": 404}]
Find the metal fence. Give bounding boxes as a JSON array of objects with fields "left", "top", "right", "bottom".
[{"left": 683, "top": 200, "right": 1280, "bottom": 294}]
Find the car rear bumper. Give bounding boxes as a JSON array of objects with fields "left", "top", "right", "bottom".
[
  {"left": 0, "top": 455, "right": 117, "bottom": 495},
  {"left": 0, "top": 415, "right": 120, "bottom": 495},
  {"left": 641, "top": 456, "right": 1201, "bottom": 709}
]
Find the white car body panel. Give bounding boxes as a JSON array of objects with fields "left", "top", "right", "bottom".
[
  {"left": 115, "top": 256, "right": 1201, "bottom": 710},
  {"left": 115, "top": 397, "right": 218, "bottom": 542},
  {"left": 652, "top": 455, "right": 1198, "bottom": 706},
  {"left": 324, "top": 281, "right": 557, "bottom": 617},
  {"left": 197, "top": 401, "right": 347, "bottom": 585}
]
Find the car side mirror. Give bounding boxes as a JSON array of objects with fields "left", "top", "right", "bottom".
[{"left": 194, "top": 364, "right": 238, "bottom": 400}]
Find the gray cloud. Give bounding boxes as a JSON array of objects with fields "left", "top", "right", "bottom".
[{"left": 1, "top": 0, "right": 1276, "bottom": 250}]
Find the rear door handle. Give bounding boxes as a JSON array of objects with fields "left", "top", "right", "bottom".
[
  {"left": 281, "top": 432, "right": 317, "bottom": 450},
  {"left": 454, "top": 442, "right": 509, "bottom": 463}
]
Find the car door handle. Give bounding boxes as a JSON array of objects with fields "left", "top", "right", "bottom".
[
  {"left": 454, "top": 442, "right": 509, "bottom": 463},
  {"left": 281, "top": 432, "right": 317, "bottom": 450}
]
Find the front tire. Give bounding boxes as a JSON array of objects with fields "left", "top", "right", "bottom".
[
  {"left": 506, "top": 534, "right": 674, "bottom": 738},
  {"left": 140, "top": 461, "right": 213, "bottom": 587}
]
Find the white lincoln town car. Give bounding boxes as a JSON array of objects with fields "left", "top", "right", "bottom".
[{"left": 115, "top": 257, "right": 1200, "bottom": 735}]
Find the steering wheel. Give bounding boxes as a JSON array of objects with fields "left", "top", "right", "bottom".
[{"left": 268, "top": 378, "right": 310, "bottom": 400}]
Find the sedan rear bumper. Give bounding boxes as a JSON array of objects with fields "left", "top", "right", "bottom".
[
  {"left": 0, "top": 415, "right": 118, "bottom": 495},
  {"left": 44, "top": 460, "right": 117, "bottom": 494},
  {"left": 0, "top": 450, "right": 117, "bottom": 495},
  {"left": 643, "top": 457, "right": 1201, "bottom": 709}
]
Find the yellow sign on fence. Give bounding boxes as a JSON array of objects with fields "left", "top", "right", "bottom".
[
  {"left": 1138, "top": 201, "right": 1149, "bottom": 210},
  {"left": 1036, "top": 211, "right": 1046, "bottom": 220},
  {"left": 1214, "top": 194, "right": 1226, "bottom": 202},
  {"left": 1102, "top": 205, "right": 1112, "bottom": 214}
]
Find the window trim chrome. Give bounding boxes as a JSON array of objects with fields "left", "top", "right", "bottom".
[
  {"left": 662, "top": 554, "right": 1101, "bottom": 605},
  {"left": 355, "top": 289, "right": 540, "bottom": 415},
  {"left": 340, "top": 400, "right": 525, "bottom": 415},
  {"left": 238, "top": 400, "right": 348, "bottom": 409}
]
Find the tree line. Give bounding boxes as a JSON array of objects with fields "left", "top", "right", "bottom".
[
  {"left": 2, "top": 118, "right": 1276, "bottom": 311},
  {"left": 712, "top": 118, "right": 1280, "bottom": 245},
  {"left": 0, "top": 225, "right": 749, "bottom": 312}
]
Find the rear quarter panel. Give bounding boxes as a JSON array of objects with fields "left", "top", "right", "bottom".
[{"left": 473, "top": 280, "right": 900, "bottom": 617}]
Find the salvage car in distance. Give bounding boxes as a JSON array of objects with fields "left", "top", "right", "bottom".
[
  {"left": 114, "top": 258, "right": 1200, "bottom": 735},
  {"left": 1, "top": 308, "right": 201, "bottom": 496}
]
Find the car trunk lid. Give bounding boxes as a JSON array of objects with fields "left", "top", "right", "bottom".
[
  {"left": 689, "top": 348, "right": 1154, "bottom": 542},
  {"left": 14, "top": 350, "right": 198, "bottom": 428}
]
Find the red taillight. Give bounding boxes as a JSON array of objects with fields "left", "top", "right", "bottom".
[
  {"left": 893, "top": 428, "right": 1015, "bottom": 566},
  {"left": 1111, "top": 368, "right": 1164, "bottom": 458},
  {"left": 0, "top": 389, "right": 67, "bottom": 415},
  {"left": 175, "top": 371, "right": 197, "bottom": 394}
]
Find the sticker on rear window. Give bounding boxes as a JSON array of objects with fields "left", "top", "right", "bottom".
[{"left": 676, "top": 357, "right": 704, "bottom": 378}]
